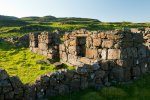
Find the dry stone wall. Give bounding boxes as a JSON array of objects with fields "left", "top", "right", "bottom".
[
  {"left": 0, "top": 28, "right": 149, "bottom": 100},
  {"left": 0, "top": 69, "right": 24, "bottom": 100},
  {"left": 60, "top": 29, "right": 150, "bottom": 82},
  {"left": 29, "top": 31, "right": 60, "bottom": 59}
]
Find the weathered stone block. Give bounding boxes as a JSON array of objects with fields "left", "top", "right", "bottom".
[
  {"left": 32, "top": 48, "right": 38, "bottom": 54},
  {"left": 100, "top": 60, "right": 110, "bottom": 70},
  {"left": 63, "top": 33, "right": 70, "bottom": 41},
  {"left": 114, "top": 42, "right": 121, "bottom": 49},
  {"left": 92, "top": 62, "right": 100, "bottom": 70},
  {"left": 98, "top": 32, "right": 106, "bottom": 38},
  {"left": 38, "top": 43, "right": 48, "bottom": 50},
  {"left": 108, "top": 49, "right": 121, "bottom": 60},
  {"left": 64, "top": 40, "right": 70, "bottom": 47},
  {"left": 86, "top": 37, "right": 92, "bottom": 48},
  {"left": 38, "top": 49, "right": 43, "bottom": 55},
  {"left": 80, "top": 57, "right": 91, "bottom": 65},
  {"left": 43, "top": 51, "right": 48, "bottom": 56},
  {"left": 60, "top": 52, "right": 67, "bottom": 62},
  {"left": 59, "top": 44, "right": 66, "bottom": 51},
  {"left": 86, "top": 48, "right": 98, "bottom": 59},
  {"left": 102, "top": 40, "right": 114, "bottom": 48},
  {"left": 47, "top": 54, "right": 53, "bottom": 59},
  {"left": 106, "top": 32, "right": 122, "bottom": 40},
  {"left": 69, "top": 39, "right": 76, "bottom": 46},
  {"left": 68, "top": 46, "right": 76, "bottom": 55},
  {"left": 101, "top": 49, "right": 107, "bottom": 60},
  {"left": 68, "top": 54, "right": 78, "bottom": 65},
  {"left": 93, "top": 38, "right": 101, "bottom": 47}
]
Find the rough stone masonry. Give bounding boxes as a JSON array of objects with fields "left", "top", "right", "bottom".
[
  {"left": 29, "top": 31, "right": 60, "bottom": 59},
  {"left": 0, "top": 28, "right": 149, "bottom": 100},
  {"left": 60, "top": 28, "right": 150, "bottom": 81}
]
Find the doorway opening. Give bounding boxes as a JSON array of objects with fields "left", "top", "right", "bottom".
[{"left": 76, "top": 37, "right": 86, "bottom": 57}]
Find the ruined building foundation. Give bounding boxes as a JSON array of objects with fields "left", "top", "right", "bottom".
[{"left": 0, "top": 28, "right": 149, "bottom": 100}]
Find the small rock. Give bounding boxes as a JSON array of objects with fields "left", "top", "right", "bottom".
[
  {"left": 92, "top": 62, "right": 100, "bottom": 70},
  {"left": 36, "top": 60, "right": 46, "bottom": 64},
  {"left": 53, "top": 62, "right": 63, "bottom": 69}
]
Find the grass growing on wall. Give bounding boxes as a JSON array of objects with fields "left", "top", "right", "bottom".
[{"left": 0, "top": 41, "right": 74, "bottom": 84}]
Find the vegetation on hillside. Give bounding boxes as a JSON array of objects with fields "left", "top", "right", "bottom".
[
  {"left": 0, "top": 15, "right": 150, "bottom": 99},
  {"left": 0, "top": 15, "right": 150, "bottom": 38},
  {"left": 0, "top": 41, "right": 74, "bottom": 84}
]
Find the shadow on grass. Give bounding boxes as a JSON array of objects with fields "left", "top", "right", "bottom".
[{"left": 0, "top": 40, "right": 16, "bottom": 50}]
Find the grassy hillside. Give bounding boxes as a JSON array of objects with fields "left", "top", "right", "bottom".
[
  {"left": 0, "top": 15, "right": 150, "bottom": 38},
  {"left": 0, "top": 15, "right": 150, "bottom": 99}
]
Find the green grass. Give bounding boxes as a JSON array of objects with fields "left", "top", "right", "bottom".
[
  {"left": 0, "top": 41, "right": 74, "bottom": 84},
  {"left": 0, "top": 22, "right": 150, "bottom": 38},
  {"left": 49, "top": 73, "right": 150, "bottom": 100},
  {"left": 1, "top": 40, "right": 150, "bottom": 99}
]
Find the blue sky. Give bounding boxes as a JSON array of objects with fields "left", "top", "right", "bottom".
[{"left": 0, "top": 0, "right": 150, "bottom": 22}]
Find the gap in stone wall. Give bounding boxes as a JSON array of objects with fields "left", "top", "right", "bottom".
[{"left": 77, "top": 37, "right": 86, "bottom": 57}]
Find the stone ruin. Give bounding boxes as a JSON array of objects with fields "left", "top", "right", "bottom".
[
  {"left": 28, "top": 28, "right": 150, "bottom": 85},
  {"left": 0, "top": 28, "right": 149, "bottom": 100},
  {"left": 29, "top": 31, "right": 60, "bottom": 59},
  {"left": 60, "top": 29, "right": 150, "bottom": 81}
]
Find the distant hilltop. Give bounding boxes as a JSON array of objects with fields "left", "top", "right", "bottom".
[
  {"left": 0, "top": 15, "right": 101, "bottom": 23},
  {"left": 0, "top": 15, "right": 18, "bottom": 20}
]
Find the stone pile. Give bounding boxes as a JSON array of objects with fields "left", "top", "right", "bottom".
[{"left": 29, "top": 31, "right": 60, "bottom": 59}]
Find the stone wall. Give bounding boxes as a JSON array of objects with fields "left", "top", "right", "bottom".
[
  {"left": 60, "top": 29, "right": 150, "bottom": 82},
  {"left": 29, "top": 31, "right": 60, "bottom": 59},
  {"left": 0, "top": 69, "right": 24, "bottom": 100},
  {"left": 0, "top": 28, "right": 149, "bottom": 100},
  {"left": 0, "top": 34, "right": 29, "bottom": 47}
]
